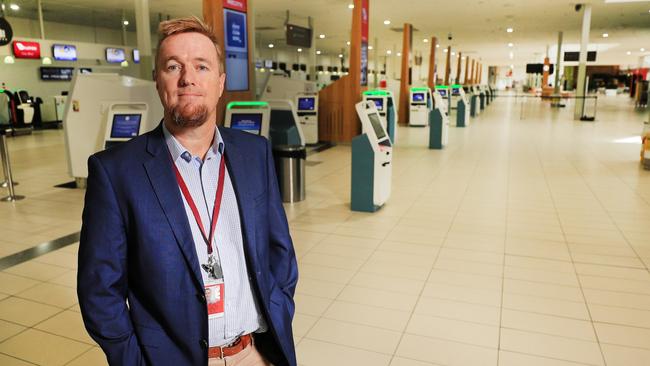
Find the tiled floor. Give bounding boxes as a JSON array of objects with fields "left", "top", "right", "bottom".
[{"left": 0, "top": 94, "right": 649, "bottom": 365}]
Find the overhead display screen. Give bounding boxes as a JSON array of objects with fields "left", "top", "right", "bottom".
[
  {"left": 286, "top": 24, "right": 312, "bottom": 48},
  {"left": 40, "top": 67, "right": 74, "bottom": 81},
  {"left": 52, "top": 44, "right": 77, "bottom": 61},
  {"left": 106, "top": 48, "right": 126, "bottom": 63}
]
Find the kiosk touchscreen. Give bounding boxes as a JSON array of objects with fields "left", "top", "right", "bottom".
[
  {"left": 103, "top": 103, "right": 148, "bottom": 149},
  {"left": 409, "top": 87, "right": 430, "bottom": 127},
  {"left": 225, "top": 101, "right": 270, "bottom": 138},
  {"left": 351, "top": 101, "right": 392, "bottom": 212},
  {"left": 362, "top": 89, "right": 398, "bottom": 144},
  {"left": 295, "top": 93, "right": 318, "bottom": 144}
]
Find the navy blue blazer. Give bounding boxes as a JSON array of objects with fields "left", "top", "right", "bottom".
[{"left": 77, "top": 124, "right": 298, "bottom": 366}]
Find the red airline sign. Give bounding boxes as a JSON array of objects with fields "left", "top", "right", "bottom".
[
  {"left": 13, "top": 41, "right": 41, "bottom": 59},
  {"left": 223, "top": 0, "right": 247, "bottom": 12}
]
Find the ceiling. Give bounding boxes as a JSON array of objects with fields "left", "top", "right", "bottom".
[{"left": 4, "top": 0, "right": 650, "bottom": 68}]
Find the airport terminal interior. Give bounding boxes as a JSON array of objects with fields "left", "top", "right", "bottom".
[{"left": 1, "top": 0, "right": 650, "bottom": 365}]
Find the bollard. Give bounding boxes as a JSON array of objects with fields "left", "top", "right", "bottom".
[
  {"left": 0, "top": 130, "right": 18, "bottom": 188},
  {"left": 0, "top": 133, "right": 25, "bottom": 202}
]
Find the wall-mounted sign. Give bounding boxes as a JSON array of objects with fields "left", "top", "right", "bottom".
[
  {"left": 223, "top": 0, "right": 247, "bottom": 12},
  {"left": 52, "top": 44, "right": 78, "bottom": 61},
  {"left": 13, "top": 41, "right": 41, "bottom": 59},
  {"left": 223, "top": 2, "right": 249, "bottom": 91},
  {"left": 0, "top": 17, "right": 13, "bottom": 46},
  {"left": 564, "top": 51, "right": 597, "bottom": 62},
  {"left": 40, "top": 67, "right": 75, "bottom": 81},
  {"left": 360, "top": 0, "right": 369, "bottom": 86},
  {"left": 286, "top": 24, "right": 311, "bottom": 48}
]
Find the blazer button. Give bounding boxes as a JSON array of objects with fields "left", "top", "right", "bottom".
[
  {"left": 197, "top": 293, "right": 206, "bottom": 303},
  {"left": 200, "top": 339, "right": 208, "bottom": 349}
]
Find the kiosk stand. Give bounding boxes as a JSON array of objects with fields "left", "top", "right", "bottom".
[
  {"left": 295, "top": 93, "right": 318, "bottom": 144},
  {"left": 430, "top": 92, "right": 450, "bottom": 150},
  {"left": 470, "top": 86, "right": 481, "bottom": 117},
  {"left": 351, "top": 101, "right": 392, "bottom": 212},
  {"left": 103, "top": 103, "right": 148, "bottom": 150},
  {"left": 362, "top": 89, "right": 398, "bottom": 143},
  {"left": 408, "top": 87, "right": 431, "bottom": 127},
  {"left": 451, "top": 85, "right": 470, "bottom": 128},
  {"left": 224, "top": 101, "right": 271, "bottom": 137},
  {"left": 435, "top": 86, "right": 451, "bottom": 116}
]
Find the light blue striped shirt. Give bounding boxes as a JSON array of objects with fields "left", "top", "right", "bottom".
[{"left": 162, "top": 123, "right": 267, "bottom": 347}]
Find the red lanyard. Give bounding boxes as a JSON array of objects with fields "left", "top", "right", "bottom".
[{"left": 171, "top": 154, "right": 226, "bottom": 255}]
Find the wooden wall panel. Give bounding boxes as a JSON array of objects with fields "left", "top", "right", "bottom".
[
  {"left": 398, "top": 23, "right": 412, "bottom": 126},
  {"left": 427, "top": 37, "right": 437, "bottom": 89}
]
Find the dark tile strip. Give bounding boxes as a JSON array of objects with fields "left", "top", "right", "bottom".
[{"left": 0, "top": 232, "right": 80, "bottom": 271}]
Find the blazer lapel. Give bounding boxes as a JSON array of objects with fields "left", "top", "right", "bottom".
[{"left": 143, "top": 126, "right": 204, "bottom": 289}]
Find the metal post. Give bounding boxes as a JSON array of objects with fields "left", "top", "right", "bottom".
[
  {"left": 121, "top": 9, "right": 128, "bottom": 46},
  {"left": 0, "top": 131, "right": 17, "bottom": 188},
  {"left": 0, "top": 134, "right": 25, "bottom": 202},
  {"left": 574, "top": 4, "right": 591, "bottom": 120},
  {"left": 37, "top": 0, "right": 45, "bottom": 39},
  {"left": 134, "top": 0, "right": 153, "bottom": 79}
]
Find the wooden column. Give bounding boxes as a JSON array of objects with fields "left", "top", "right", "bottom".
[
  {"left": 464, "top": 57, "right": 470, "bottom": 85},
  {"left": 455, "top": 52, "right": 462, "bottom": 84},
  {"left": 398, "top": 23, "right": 412, "bottom": 126},
  {"left": 478, "top": 62, "right": 483, "bottom": 84},
  {"left": 203, "top": 0, "right": 255, "bottom": 125},
  {"left": 316, "top": 0, "right": 366, "bottom": 142},
  {"left": 542, "top": 56, "right": 550, "bottom": 86},
  {"left": 443, "top": 46, "right": 451, "bottom": 85},
  {"left": 469, "top": 59, "right": 475, "bottom": 84},
  {"left": 427, "top": 37, "right": 437, "bottom": 89}
]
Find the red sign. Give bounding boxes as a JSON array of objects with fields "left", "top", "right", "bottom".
[
  {"left": 13, "top": 41, "right": 41, "bottom": 59},
  {"left": 361, "top": 0, "right": 369, "bottom": 43},
  {"left": 223, "top": 0, "right": 247, "bottom": 12}
]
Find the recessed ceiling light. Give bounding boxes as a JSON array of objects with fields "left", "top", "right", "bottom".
[
  {"left": 423, "top": 39, "right": 429, "bottom": 43},
  {"left": 123, "top": 20, "right": 129, "bottom": 26},
  {"left": 348, "top": 4, "right": 354, "bottom": 9},
  {"left": 268, "top": 44, "right": 274, "bottom": 48},
  {"left": 383, "top": 20, "right": 391, "bottom": 25},
  {"left": 316, "top": 50, "right": 321, "bottom": 55},
  {"left": 9, "top": 4, "right": 19, "bottom": 10},
  {"left": 443, "top": 48, "right": 448, "bottom": 53},
  {"left": 602, "top": 33, "right": 609, "bottom": 38},
  {"left": 297, "top": 48, "right": 302, "bottom": 52},
  {"left": 386, "top": 50, "right": 392, "bottom": 55},
  {"left": 338, "top": 54, "right": 343, "bottom": 58},
  {"left": 319, "top": 34, "right": 325, "bottom": 39},
  {"left": 509, "top": 52, "right": 514, "bottom": 59},
  {"left": 461, "top": 57, "right": 466, "bottom": 60},
  {"left": 626, "top": 51, "right": 631, "bottom": 55},
  {"left": 347, "top": 41, "right": 351, "bottom": 46},
  {"left": 451, "top": 52, "right": 456, "bottom": 56},
  {"left": 397, "top": 52, "right": 402, "bottom": 56},
  {"left": 642, "top": 48, "right": 646, "bottom": 52},
  {"left": 510, "top": 64, "right": 514, "bottom": 69},
  {"left": 506, "top": 27, "right": 514, "bottom": 33},
  {"left": 368, "top": 45, "right": 373, "bottom": 50},
  {"left": 508, "top": 42, "right": 514, "bottom": 47}
]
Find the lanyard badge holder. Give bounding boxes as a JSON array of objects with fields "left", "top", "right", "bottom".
[{"left": 172, "top": 154, "right": 227, "bottom": 318}]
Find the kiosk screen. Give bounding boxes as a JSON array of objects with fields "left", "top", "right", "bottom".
[
  {"left": 230, "top": 113, "right": 262, "bottom": 135},
  {"left": 110, "top": 114, "right": 142, "bottom": 138},
  {"left": 452, "top": 88, "right": 461, "bottom": 96},
  {"left": 438, "top": 89, "right": 448, "bottom": 97},
  {"left": 367, "top": 98, "right": 384, "bottom": 111},
  {"left": 412, "top": 93, "right": 425, "bottom": 103},
  {"left": 298, "top": 97, "right": 316, "bottom": 111},
  {"left": 368, "top": 112, "right": 387, "bottom": 141}
]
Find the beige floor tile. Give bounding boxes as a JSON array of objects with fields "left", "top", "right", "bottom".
[
  {"left": 501, "top": 309, "right": 596, "bottom": 341},
  {"left": 0, "top": 328, "right": 91, "bottom": 366},
  {"left": 573, "top": 263, "right": 650, "bottom": 281},
  {"left": 360, "top": 259, "right": 431, "bottom": 281},
  {"left": 299, "top": 252, "right": 365, "bottom": 271},
  {"left": 414, "top": 297, "right": 501, "bottom": 326},
  {"left": 3, "top": 261, "right": 70, "bottom": 282},
  {"left": 504, "top": 266, "right": 579, "bottom": 287},
  {"left": 292, "top": 313, "right": 318, "bottom": 338},
  {"left": 33, "top": 250, "right": 78, "bottom": 269},
  {"left": 0, "top": 273, "right": 40, "bottom": 295},
  {"left": 295, "top": 278, "right": 345, "bottom": 299},
  {"left": 504, "top": 255, "right": 574, "bottom": 273},
  {"left": 369, "top": 250, "right": 437, "bottom": 269},
  {"left": 0, "top": 354, "right": 36, "bottom": 366},
  {"left": 306, "top": 318, "right": 402, "bottom": 354},
  {"left": 294, "top": 294, "right": 332, "bottom": 317},
  {"left": 436, "top": 247, "right": 503, "bottom": 265},
  {"left": 65, "top": 347, "right": 108, "bottom": 366},
  {"left": 579, "top": 275, "right": 650, "bottom": 296},
  {"left": 296, "top": 338, "right": 391, "bottom": 366},
  {"left": 502, "top": 293, "right": 590, "bottom": 320},
  {"left": 323, "top": 301, "right": 410, "bottom": 332},
  {"left": 583, "top": 288, "right": 650, "bottom": 310},
  {"left": 572, "top": 253, "right": 646, "bottom": 268},
  {"left": 15, "top": 282, "right": 78, "bottom": 309},
  {"left": 420, "top": 282, "right": 501, "bottom": 307},
  {"left": 499, "top": 328, "right": 604, "bottom": 365},
  {"left": 395, "top": 334, "right": 497, "bottom": 366},
  {"left": 336, "top": 285, "right": 419, "bottom": 312},
  {"left": 427, "top": 269, "right": 502, "bottom": 291},
  {"left": 406, "top": 314, "right": 499, "bottom": 348},
  {"left": 0, "top": 297, "right": 62, "bottom": 326},
  {"left": 297, "top": 263, "right": 356, "bottom": 284},
  {"left": 601, "top": 344, "right": 650, "bottom": 366},
  {"left": 0, "top": 319, "right": 26, "bottom": 342},
  {"left": 349, "top": 273, "right": 426, "bottom": 296},
  {"left": 309, "top": 243, "right": 374, "bottom": 260},
  {"left": 503, "top": 279, "right": 584, "bottom": 302},
  {"left": 589, "top": 304, "right": 650, "bottom": 328},
  {"left": 389, "top": 357, "right": 441, "bottom": 366},
  {"left": 594, "top": 322, "right": 650, "bottom": 350},
  {"left": 433, "top": 258, "right": 503, "bottom": 277},
  {"left": 378, "top": 241, "right": 441, "bottom": 256},
  {"left": 498, "top": 351, "right": 599, "bottom": 366},
  {"left": 48, "top": 270, "right": 77, "bottom": 288},
  {"left": 34, "top": 310, "right": 95, "bottom": 345}
]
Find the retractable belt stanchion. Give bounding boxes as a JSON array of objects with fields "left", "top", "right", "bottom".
[{"left": 0, "top": 130, "right": 25, "bottom": 202}]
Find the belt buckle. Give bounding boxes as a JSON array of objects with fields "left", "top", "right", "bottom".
[{"left": 218, "top": 345, "right": 225, "bottom": 359}]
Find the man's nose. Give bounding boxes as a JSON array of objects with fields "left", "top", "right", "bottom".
[{"left": 179, "top": 68, "right": 196, "bottom": 86}]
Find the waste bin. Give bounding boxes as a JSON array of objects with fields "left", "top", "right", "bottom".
[{"left": 272, "top": 145, "right": 306, "bottom": 203}]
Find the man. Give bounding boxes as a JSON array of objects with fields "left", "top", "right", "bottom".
[{"left": 78, "top": 16, "right": 298, "bottom": 366}]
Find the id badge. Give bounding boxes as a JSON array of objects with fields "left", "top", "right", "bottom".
[{"left": 205, "top": 279, "right": 225, "bottom": 319}]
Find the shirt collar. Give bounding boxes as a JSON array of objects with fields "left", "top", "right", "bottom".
[{"left": 162, "top": 122, "right": 225, "bottom": 163}]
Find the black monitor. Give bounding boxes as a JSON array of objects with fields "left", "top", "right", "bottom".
[
  {"left": 452, "top": 87, "right": 461, "bottom": 96},
  {"left": 271, "top": 62, "right": 278, "bottom": 70},
  {"left": 229, "top": 113, "right": 262, "bottom": 135},
  {"left": 279, "top": 62, "right": 287, "bottom": 71},
  {"left": 327, "top": 66, "right": 333, "bottom": 72},
  {"left": 367, "top": 97, "right": 384, "bottom": 112},
  {"left": 297, "top": 97, "right": 316, "bottom": 111},
  {"left": 412, "top": 92, "right": 426, "bottom": 102},
  {"left": 368, "top": 112, "right": 387, "bottom": 142},
  {"left": 300, "top": 64, "right": 307, "bottom": 71},
  {"left": 438, "top": 89, "right": 448, "bottom": 97},
  {"left": 292, "top": 63, "right": 299, "bottom": 71},
  {"left": 330, "top": 75, "right": 340, "bottom": 81},
  {"left": 110, "top": 114, "right": 142, "bottom": 138},
  {"left": 316, "top": 65, "right": 324, "bottom": 72}
]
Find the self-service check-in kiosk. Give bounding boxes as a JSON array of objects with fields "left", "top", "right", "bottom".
[
  {"left": 225, "top": 101, "right": 271, "bottom": 137},
  {"left": 351, "top": 101, "right": 392, "bottom": 212},
  {"left": 430, "top": 91, "right": 450, "bottom": 149},
  {"left": 471, "top": 86, "right": 481, "bottom": 117},
  {"left": 363, "top": 89, "right": 398, "bottom": 143},
  {"left": 295, "top": 93, "right": 318, "bottom": 144},
  {"left": 435, "top": 86, "right": 451, "bottom": 115},
  {"left": 409, "top": 87, "right": 431, "bottom": 127},
  {"left": 451, "top": 84, "right": 470, "bottom": 128},
  {"left": 103, "top": 103, "right": 148, "bottom": 149},
  {"left": 479, "top": 86, "right": 486, "bottom": 110}
]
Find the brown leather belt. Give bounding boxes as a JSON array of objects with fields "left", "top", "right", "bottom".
[{"left": 208, "top": 334, "right": 253, "bottom": 359}]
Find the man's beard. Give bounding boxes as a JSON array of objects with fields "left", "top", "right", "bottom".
[{"left": 169, "top": 103, "right": 209, "bottom": 128}]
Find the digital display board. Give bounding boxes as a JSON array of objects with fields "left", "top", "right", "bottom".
[
  {"left": 132, "top": 49, "right": 140, "bottom": 63},
  {"left": 223, "top": 8, "right": 249, "bottom": 91},
  {"left": 40, "top": 67, "right": 74, "bottom": 81},
  {"left": 297, "top": 97, "right": 315, "bottom": 111},
  {"left": 106, "top": 48, "right": 126, "bottom": 63},
  {"left": 286, "top": 24, "right": 312, "bottom": 48},
  {"left": 52, "top": 44, "right": 77, "bottom": 61}
]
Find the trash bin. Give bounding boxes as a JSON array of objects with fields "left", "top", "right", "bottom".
[{"left": 272, "top": 145, "right": 306, "bottom": 203}]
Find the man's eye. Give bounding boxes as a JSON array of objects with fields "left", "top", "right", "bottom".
[
  {"left": 198, "top": 65, "right": 209, "bottom": 71},
  {"left": 167, "top": 64, "right": 180, "bottom": 71}
]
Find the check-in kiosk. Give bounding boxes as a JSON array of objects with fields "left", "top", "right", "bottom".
[
  {"left": 471, "top": 86, "right": 481, "bottom": 117},
  {"left": 429, "top": 92, "right": 450, "bottom": 149},
  {"left": 351, "top": 101, "right": 392, "bottom": 212},
  {"left": 409, "top": 87, "right": 431, "bottom": 127},
  {"left": 362, "top": 89, "right": 398, "bottom": 143},
  {"left": 479, "top": 86, "right": 486, "bottom": 110},
  {"left": 225, "top": 101, "right": 271, "bottom": 137},
  {"left": 451, "top": 84, "right": 470, "bottom": 127},
  {"left": 103, "top": 103, "right": 148, "bottom": 149},
  {"left": 295, "top": 93, "right": 318, "bottom": 144},
  {"left": 434, "top": 86, "right": 451, "bottom": 115},
  {"left": 267, "top": 99, "right": 305, "bottom": 147}
]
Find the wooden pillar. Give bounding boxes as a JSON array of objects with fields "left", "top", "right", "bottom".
[
  {"left": 427, "top": 37, "right": 437, "bottom": 89},
  {"left": 542, "top": 56, "right": 550, "bottom": 87},
  {"left": 203, "top": 0, "right": 254, "bottom": 125},
  {"left": 478, "top": 62, "right": 483, "bottom": 84},
  {"left": 398, "top": 23, "right": 412, "bottom": 125},
  {"left": 464, "top": 57, "right": 470, "bottom": 85},
  {"left": 455, "top": 52, "right": 462, "bottom": 84},
  {"left": 444, "top": 46, "right": 451, "bottom": 85},
  {"left": 469, "top": 59, "right": 475, "bottom": 84}
]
